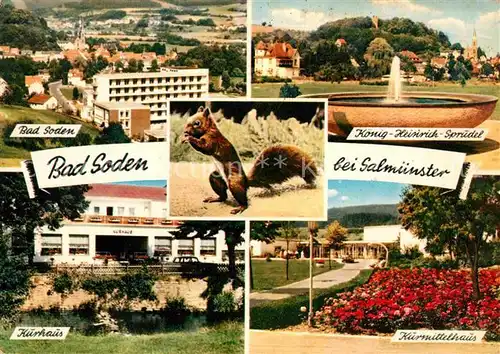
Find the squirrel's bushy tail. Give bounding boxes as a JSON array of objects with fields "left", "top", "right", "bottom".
[{"left": 247, "top": 144, "right": 318, "bottom": 188}]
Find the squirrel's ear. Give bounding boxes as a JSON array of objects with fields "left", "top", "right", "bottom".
[
  {"left": 203, "top": 107, "right": 211, "bottom": 118},
  {"left": 197, "top": 106, "right": 204, "bottom": 113}
]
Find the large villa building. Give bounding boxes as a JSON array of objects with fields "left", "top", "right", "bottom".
[
  {"left": 33, "top": 184, "right": 243, "bottom": 265},
  {"left": 254, "top": 41, "right": 300, "bottom": 78}
]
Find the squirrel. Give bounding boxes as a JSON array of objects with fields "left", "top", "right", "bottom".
[{"left": 180, "top": 106, "right": 319, "bottom": 214}]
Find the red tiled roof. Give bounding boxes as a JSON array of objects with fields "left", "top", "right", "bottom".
[
  {"left": 86, "top": 184, "right": 166, "bottom": 201},
  {"left": 431, "top": 57, "right": 447, "bottom": 66},
  {"left": 256, "top": 41, "right": 267, "bottom": 50},
  {"left": 268, "top": 42, "right": 297, "bottom": 59},
  {"left": 336, "top": 38, "right": 347, "bottom": 45},
  {"left": 28, "top": 94, "right": 52, "bottom": 104},
  {"left": 25, "top": 75, "right": 43, "bottom": 86},
  {"left": 400, "top": 50, "right": 420, "bottom": 61}
]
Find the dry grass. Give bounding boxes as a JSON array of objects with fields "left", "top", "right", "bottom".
[{"left": 169, "top": 111, "right": 324, "bottom": 168}]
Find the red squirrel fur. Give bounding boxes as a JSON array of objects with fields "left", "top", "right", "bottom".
[{"left": 181, "top": 107, "right": 318, "bottom": 214}]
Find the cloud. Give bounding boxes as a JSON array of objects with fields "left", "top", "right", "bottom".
[
  {"left": 478, "top": 9, "right": 500, "bottom": 24},
  {"left": 269, "top": 8, "right": 339, "bottom": 31},
  {"left": 340, "top": 196, "right": 349, "bottom": 201},
  {"left": 427, "top": 17, "right": 467, "bottom": 43},
  {"left": 328, "top": 189, "right": 339, "bottom": 198},
  {"left": 371, "top": 0, "right": 442, "bottom": 15}
]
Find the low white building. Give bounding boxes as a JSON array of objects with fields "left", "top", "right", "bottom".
[
  {"left": 28, "top": 94, "right": 58, "bottom": 110},
  {"left": 34, "top": 184, "right": 244, "bottom": 265}
]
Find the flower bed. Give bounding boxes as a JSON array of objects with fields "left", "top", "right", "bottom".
[{"left": 313, "top": 268, "right": 500, "bottom": 339}]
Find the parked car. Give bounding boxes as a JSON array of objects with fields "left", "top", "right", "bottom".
[
  {"left": 172, "top": 256, "right": 200, "bottom": 263},
  {"left": 172, "top": 256, "right": 217, "bottom": 275},
  {"left": 94, "top": 251, "right": 115, "bottom": 260},
  {"left": 342, "top": 255, "right": 355, "bottom": 263}
]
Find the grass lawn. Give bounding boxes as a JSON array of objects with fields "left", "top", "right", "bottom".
[
  {"left": 0, "top": 105, "right": 100, "bottom": 167},
  {"left": 252, "top": 81, "right": 500, "bottom": 120},
  {"left": 60, "top": 87, "right": 77, "bottom": 101},
  {"left": 251, "top": 259, "right": 344, "bottom": 292},
  {"left": 0, "top": 321, "right": 243, "bottom": 354},
  {"left": 250, "top": 269, "right": 373, "bottom": 330}
]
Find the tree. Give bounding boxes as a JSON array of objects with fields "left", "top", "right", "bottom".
[
  {"left": 137, "top": 60, "right": 144, "bottom": 72},
  {"left": 221, "top": 70, "right": 231, "bottom": 90},
  {"left": 0, "top": 173, "right": 90, "bottom": 267},
  {"left": 150, "top": 59, "right": 159, "bottom": 72},
  {"left": 93, "top": 122, "right": 131, "bottom": 144},
  {"left": 480, "top": 62, "right": 494, "bottom": 77},
  {"left": 325, "top": 221, "right": 348, "bottom": 267},
  {"left": 279, "top": 82, "right": 301, "bottom": 98},
  {"left": 0, "top": 238, "right": 31, "bottom": 323},
  {"left": 424, "top": 63, "right": 445, "bottom": 82},
  {"left": 477, "top": 47, "right": 486, "bottom": 59},
  {"left": 400, "top": 55, "right": 417, "bottom": 81},
  {"left": 170, "top": 221, "right": 245, "bottom": 279},
  {"left": 72, "top": 87, "right": 79, "bottom": 101},
  {"left": 398, "top": 176, "right": 500, "bottom": 300},
  {"left": 277, "top": 221, "right": 299, "bottom": 280},
  {"left": 450, "top": 43, "right": 464, "bottom": 51},
  {"left": 364, "top": 37, "right": 394, "bottom": 76}
]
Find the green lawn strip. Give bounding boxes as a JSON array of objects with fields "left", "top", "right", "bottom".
[
  {"left": 0, "top": 105, "right": 100, "bottom": 164},
  {"left": 250, "top": 269, "right": 373, "bottom": 330},
  {"left": 251, "top": 82, "right": 500, "bottom": 119},
  {"left": 251, "top": 259, "right": 343, "bottom": 291},
  {"left": 0, "top": 321, "right": 243, "bottom": 354}
]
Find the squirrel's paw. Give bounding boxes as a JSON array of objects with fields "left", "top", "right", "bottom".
[
  {"left": 180, "top": 134, "right": 190, "bottom": 144},
  {"left": 203, "top": 196, "right": 224, "bottom": 203},
  {"left": 230, "top": 206, "right": 247, "bottom": 214}
]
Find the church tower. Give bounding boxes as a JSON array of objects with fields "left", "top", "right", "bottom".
[
  {"left": 471, "top": 29, "right": 478, "bottom": 59},
  {"left": 74, "top": 17, "right": 87, "bottom": 51}
]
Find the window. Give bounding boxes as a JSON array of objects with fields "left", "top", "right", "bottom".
[
  {"left": 93, "top": 206, "right": 100, "bottom": 214},
  {"left": 69, "top": 234, "right": 89, "bottom": 255},
  {"left": 117, "top": 207, "right": 124, "bottom": 216},
  {"left": 154, "top": 237, "right": 171, "bottom": 256},
  {"left": 41, "top": 234, "right": 62, "bottom": 256},
  {"left": 129, "top": 207, "right": 135, "bottom": 216},
  {"left": 177, "top": 239, "right": 194, "bottom": 255},
  {"left": 106, "top": 207, "right": 113, "bottom": 216},
  {"left": 162, "top": 208, "right": 167, "bottom": 217},
  {"left": 200, "top": 238, "right": 216, "bottom": 256}
]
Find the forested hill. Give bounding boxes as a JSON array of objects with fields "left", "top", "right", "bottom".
[
  {"left": 310, "top": 16, "right": 450, "bottom": 58},
  {"left": 0, "top": 4, "right": 60, "bottom": 51},
  {"left": 327, "top": 204, "right": 400, "bottom": 228},
  {"left": 294, "top": 204, "right": 400, "bottom": 229}
]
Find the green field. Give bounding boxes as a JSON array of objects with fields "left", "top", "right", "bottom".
[
  {"left": 0, "top": 105, "right": 100, "bottom": 167},
  {"left": 0, "top": 321, "right": 243, "bottom": 354},
  {"left": 252, "top": 81, "right": 500, "bottom": 120},
  {"left": 251, "top": 270, "right": 373, "bottom": 330},
  {"left": 251, "top": 259, "right": 343, "bottom": 291}
]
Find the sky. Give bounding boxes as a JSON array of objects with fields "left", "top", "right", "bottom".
[
  {"left": 253, "top": 0, "right": 500, "bottom": 56},
  {"left": 328, "top": 180, "right": 407, "bottom": 208},
  {"left": 112, "top": 180, "right": 166, "bottom": 187}
]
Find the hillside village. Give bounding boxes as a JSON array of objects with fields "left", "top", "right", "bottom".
[
  {"left": 252, "top": 16, "right": 500, "bottom": 84},
  {"left": 0, "top": 2, "right": 247, "bottom": 142}
]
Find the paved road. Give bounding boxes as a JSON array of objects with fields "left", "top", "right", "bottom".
[
  {"left": 250, "top": 330, "right": 500, "bottom": 354},
  {"left": 49, "top": 81, "right": 77, "bottom": 115},
  {"left": 250, "top": 260, "right": 372, "bottom": 307}
]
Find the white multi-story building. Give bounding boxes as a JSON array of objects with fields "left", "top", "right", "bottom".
[
  {"left": 91, "top": 68, "right": 209, "bottom": 129},
  {"left": 33, "top": 184, "right": 243, "bottom": 265}
]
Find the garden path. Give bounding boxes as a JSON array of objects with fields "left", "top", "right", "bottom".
[
  {"left": 249, "top": 330, "right": 500, "bottom": 354},
  {"left": 250, "top": 260, "right": 373, "bottom": 308}
]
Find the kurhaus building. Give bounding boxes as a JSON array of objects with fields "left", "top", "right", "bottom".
[
  {"left": 33, "top": 184, "right": 241, "bottom": 265},
  {"left": 91, "top": 68, "right": 210, "bottom": 130}
]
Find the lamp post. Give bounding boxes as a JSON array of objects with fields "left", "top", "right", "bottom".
[
  {"left": 307, "top": 221, "right": 318, "bottom": 327},
  {"left": 368, "top": 242, "right": 389, "bottom": 267}
]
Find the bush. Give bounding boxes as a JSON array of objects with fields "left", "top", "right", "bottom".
[
  {"left": 255, "top": 76, "right": 292, "bottom": 83},
  {"left": 211, "top": 291, "right": 237, "bottom": 315},
  {"left": 52, "top": 272, "right": 76, "bottom": 300},
  {"left": 359, "top": 80, "right": 389, "bottom": 86},
  {"left": 279, "top": 82, "right": 301, "bottom": 98},
  {"left": 162, "top": 296, "right": 191, "bottom": 321}
]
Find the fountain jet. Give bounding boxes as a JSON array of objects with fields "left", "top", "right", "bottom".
[{"left": 387, "top": 56, "right": 401, "bottom": 102}]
